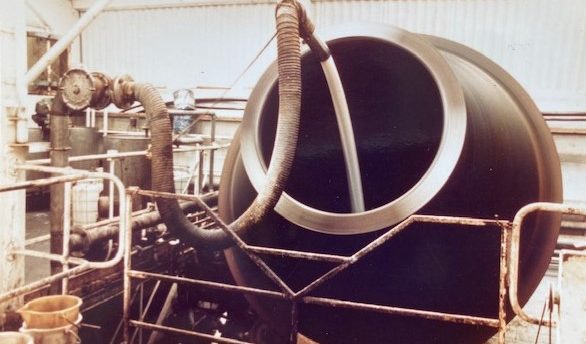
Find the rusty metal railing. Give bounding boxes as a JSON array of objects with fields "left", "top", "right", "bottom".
[
  {"left": 0, "top": 164, "right": 131, "bottom": 304},
  {"left": 123, "top": 189, "right": 577, "bottom": 344}
]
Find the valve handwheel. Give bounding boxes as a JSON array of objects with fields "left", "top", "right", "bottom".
[{"left": 59, "top": 68, "right": 95, "bottom": 111}]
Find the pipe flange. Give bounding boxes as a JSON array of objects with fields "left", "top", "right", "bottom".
[
  {"left": 111, "top": 74, "right": 135, "bottom": 109},
  {"left": 90, "top": 72, "right": 113, "bottom": 110},
  {"left": 59, "top": 68, "right": 95, "bottom": 111}
]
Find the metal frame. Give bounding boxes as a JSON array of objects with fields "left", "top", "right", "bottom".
[
  {"left": 0, "top": 164, "right": 131, "bottom": 304},
  {"left": 123, "top": 191, "right": 583, "bottom": 344},
  {"left": 3, "top": 164, "right": 574, "bottom": 342}
]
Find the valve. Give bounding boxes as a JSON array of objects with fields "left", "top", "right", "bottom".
[
  {"left": 89, "top": 72, "right": 113, "bottom": 110},
  {"left": 111, "top": 74, "right": 135, "bottom": 110},
  {"left": 59, "top": 68, "right": 113, "bottom": 111},
  {"left": 59, "top": 68, "right": 94, "bottom": 111}
]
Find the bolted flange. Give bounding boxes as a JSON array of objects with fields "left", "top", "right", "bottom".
[
  {"left": 90, "top": 72, "right": 113, "bottom": 110},
  {"left": 111, "top": 74, "right": 135, "bottom": 110}
]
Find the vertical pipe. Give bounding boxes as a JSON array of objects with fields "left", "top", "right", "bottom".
[
  {"left": 198, "top": 149, "right": 204, "bottom": 194},
  {"left": 62, "top": 182, "right": 72, "bottom": 294},
  {"left": 208, "top": 115, "right": 216, "bottom": 191},
  {"left": 123, "top": 188, "right": 135, "bottom": 344},
  {"left": 139, "top": 282, "right": 144, "bottom": 343},
  {"left": 107, "top": 150, "right": 117, "bottom": 219},
  {"left": 497, "top": 225, "right": 509, "bottom": 344},
  {"left": 49, "top": 96, "right": 70, "bottom": 294},
  {"left": 85, "top": 108, "right": 91, "bottom": 127},
  {"left": 103, "top": 109, "right": 109, "bottom": 136},
  {"left": 91, "top": 108, "right": 96, "bottom": 127}
]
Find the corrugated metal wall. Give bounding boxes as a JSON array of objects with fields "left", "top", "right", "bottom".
[
  {"left": 81, "top": 3, "right": 277, "bottom": 93},
  {"left": 312, "top": 0, "right": 586, "bottom": 113},
  {"left": 80, "top": 0, "right": 586, "bottom": 112}
]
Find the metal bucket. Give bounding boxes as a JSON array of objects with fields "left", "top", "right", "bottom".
[{"left": 219, "top": 24, "right": 562, "bottom": 343}]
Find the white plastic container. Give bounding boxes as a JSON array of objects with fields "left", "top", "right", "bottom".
[{"left": 72, "top": 179, "right": 103, "bottom": 226}]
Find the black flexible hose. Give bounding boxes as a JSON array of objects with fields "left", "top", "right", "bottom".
[{"left": 135, "top": 0, "right": 303, "bottom": 250}]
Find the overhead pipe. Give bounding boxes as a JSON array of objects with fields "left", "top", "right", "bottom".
[{"left": 24, "top": 0, "right": 113, "bottom": 86}]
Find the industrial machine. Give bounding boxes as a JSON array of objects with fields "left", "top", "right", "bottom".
[{"left": 1, "top": 1, "right": 585, "bottom": 343}]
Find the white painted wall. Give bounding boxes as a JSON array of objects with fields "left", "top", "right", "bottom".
[
  {"left": 74, "top": 0, "right": 586, "bottom": 113},
  {"left": 0, "top": 0, "right": 27, "bottom": 316}
]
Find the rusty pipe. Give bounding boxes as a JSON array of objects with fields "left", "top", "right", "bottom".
[
  {"left": 48, "top": 91, "right": 71, "bottom": 293},
  {"left": 69, "top": 193, "right": 218, "bottom": 252},
  {"left": 509, "top": 202, "right": 586, "bottom": 326}
]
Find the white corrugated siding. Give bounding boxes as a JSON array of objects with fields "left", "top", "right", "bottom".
[
  {"left": 81, "top": 3, "right": 277, "bottom": 92},
  {"left": 312, "top": 0, "right": 586, "bottom": 113},
  {"left": 81, "top": 0, "right": 586, "bottom": 112}
]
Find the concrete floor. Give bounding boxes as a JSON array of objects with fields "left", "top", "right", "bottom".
[{"left": 24, "top": 210, "right": 50, "bottom": 284}]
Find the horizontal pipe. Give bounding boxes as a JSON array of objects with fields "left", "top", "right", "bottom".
[
  {"left": 302, "top": 296, "right": 501, "bottom": 328},
  {"left": 128, "top": 270, "right": 286, "bottom": 300},
  {"left": 25, "top": 144, "right": 230, "bottom": 165},
  {"left": 10, "top": 248, "right": 86, "bottom": 265},
  {"left": 73, "top": 0, "right": 273, "bottom": 12},
  {"left": 100, "top": 110, "right": 216, "bottom": 118},
  {"left": 0, "top": 264, "right": 90, "bottom": 304},
  {"left": 70, "top": 193, "right": 218, "bottom": 251},
  {"left": 294, "top": 214, "right": 506, "bottom": 299},
  {"left": 0, "top": 173, "right": 89, "bottom": 192},
  {"left": 25, "top": 234, "right": 50, "bottom": 247},
  {"left": 24, "top": 0, "right": 113, "bottom": 85},
  {"left": 246, "top": 245, "right": 350, "bottom": 264},
  {"left": 82, "top": 206, "right": 154, "bottom": 230},
  {"left": 411, "top": 214, "right": 504, "bottom": 227}
]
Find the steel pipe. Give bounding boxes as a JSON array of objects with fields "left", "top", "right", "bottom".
[
  {"left": 220, "top": 24, "right": 562, "bottom": 343},
  {"left": 25, "top": 144, "right": 228, "bottom": 165}
]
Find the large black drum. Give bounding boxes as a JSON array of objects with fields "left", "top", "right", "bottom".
[{"left": 219, "top": 24, "right": 562, "bottom": 343}]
